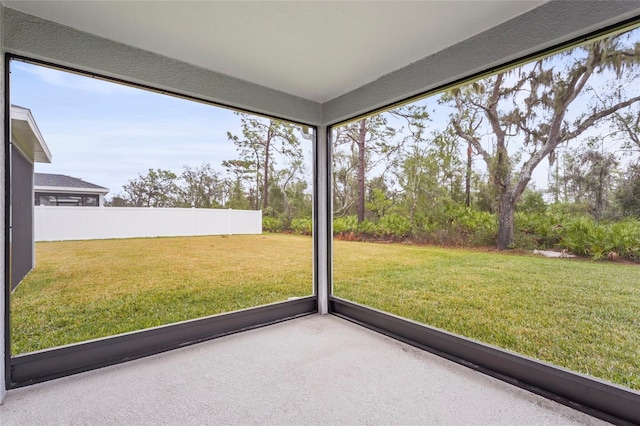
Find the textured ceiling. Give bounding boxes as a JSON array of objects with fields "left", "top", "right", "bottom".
[{"left": 3, "top": 1, "right": 548, "bottom": 102}]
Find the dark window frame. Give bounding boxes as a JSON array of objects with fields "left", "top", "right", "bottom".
[{"left": 35, "top": 192, "right": 100, "bottom": 207}]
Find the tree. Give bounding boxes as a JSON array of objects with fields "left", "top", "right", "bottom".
[
  {"left": 399, "top": 148, "right": 436, "bottom": 223},
  {"left": 121, "top": 168, "right": 178, "bottom": 207},
  {"left": 448, "top": 32, "right": 640, "bottom": 249},
  {"left": 332, "top": 138, "right": 358, "bottom": 218},
  {"left": 332, "top": 105, "right": 427, "bottom": 222},
  {"left": 105, "top": 195, "right": 129, "bottom": 207},
  {"left": 333, "top": 117, "right": 394, "bottom": 222},
  {"left": 221, "top": 159, "right": 253, "bottom": 209},
  {"left": 430, "top": 128, "right": 465, "bottom": 203},
  {"left": 177, "top": 163, "right": 223, "bottom": 208},
  {"left": 268, "top": 157, "right": 312, "bottom": 221},
  {"left": 616, "top": 164, "right": 640, "bottom": 218},
  {"left": 227, "top": 114, "right": 301, "bottom": 212},
  {"left": 560, "top": 148, "right": 619, "bottom": 219},
  {"left": 516, "top": 188, "right": 547, "bottom": 214}
]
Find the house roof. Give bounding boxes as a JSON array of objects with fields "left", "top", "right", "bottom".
[
  {"left": 34, "top": 173, "right": 109, "bottom": 195},
  {"left": 10, "top": 105, "right": 52, "bottom": 164}
]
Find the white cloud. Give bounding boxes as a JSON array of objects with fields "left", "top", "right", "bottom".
[{"left": 13, "top": 62, "right": 139, "bottom": 95}]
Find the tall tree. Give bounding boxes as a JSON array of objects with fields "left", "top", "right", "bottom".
[
  {"left": 269, "top": 157, "right": 311, "bottom": 220},
  {"left": 616, "top": 163, "right": 640, "bottom": 218},
  {"left": 448, "top": 32, "right": 640, "bottom": 249},
  {"left": 395, "top": 125, "right": 462, "bottom": 224},
  {"left": 560, "top": 148, "right": 619, "bottom": 219},
  {"left": 121, "top": 168, "right": 178, "bottom": 207},
  {"left": 397, "top": 144, "right": 442, "bottom": 223},
  {"left": 332, "top": 105, "right": 426, "bottom": 222},
  {"left": 221, "top": 159, "right": 254, "bottom": 209},
  {"left": 227, "top": 114, "right": 301, "bottom": 212},
  {"left": 178, "top": 163, "right": 223, "bottom": 208},
  {"left": 333, "top": 117, "right": 394, "bottom": 222}
]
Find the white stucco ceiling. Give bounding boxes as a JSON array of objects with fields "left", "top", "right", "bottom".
[{"left": 3, "top": 1, "right": 548, "bottom": 103}]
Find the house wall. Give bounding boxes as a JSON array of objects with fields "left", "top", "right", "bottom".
[
  {"left": 10, "top": 146, "right": 33, "bottom": 290},
  {"left": 34, "top": 207, "right": 262, "bottom": 241}
]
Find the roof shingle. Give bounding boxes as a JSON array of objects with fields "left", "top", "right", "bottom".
[{"left": 34, "top": 173, "right": 109, "bottom": 191}]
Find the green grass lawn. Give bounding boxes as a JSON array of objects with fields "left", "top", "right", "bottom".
[
  {"left": 334, "top": 241, "right": 640, "bottom": 390},
  {"left": 11, "top": 234, "right": 313, "bottom": 354},
  {"left": 11, "top": 234, "right": 639, "bottom": 390}
]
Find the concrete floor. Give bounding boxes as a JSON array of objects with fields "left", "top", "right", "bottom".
[{"left": 1, "top": 314, "right": 607, "bottom": 425}]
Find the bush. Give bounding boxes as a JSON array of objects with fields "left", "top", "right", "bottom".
[
  {"left": 514, "top": 212, "right": 565, "bottom": 249},
  {"left": 333, "top": 216, "right": 358, "bottom": 234},
  {"left": 262, "top": 216, "right": 284, "bottom": 233},
  {"left": 326, "top": 206, "right": 639, "bottom": 261},
  {"left": 356, "top": 220, "right": 378, "bottom": 236},
  {"left": 562, "top": 217, "right": 611, "bottom": 260},
  {"left": 559, "top": 217, "right": 640, "bottom": 261},
  {"left": 445, "top": 206, "right": 497, "bottom": 246},
  {"left": 378, "top": 214, "right": 412, "bottom": 239},
  {"left": 608, "top": 220, "right": 640, "bottom": 261},
  {"left": 291, "top": 218, "right": 312, "bottom": 235}
]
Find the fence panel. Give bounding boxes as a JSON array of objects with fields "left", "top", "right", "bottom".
[{"left": 34, "top": 206, "right": 262, "bottom": 241}]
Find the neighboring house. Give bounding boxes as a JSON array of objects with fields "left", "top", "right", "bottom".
[
  {"left": 10, "top": 105, "right": 52, "bottom": 290},
  {"left": 35, "top": 173, "right": 109, "bottom": 207}
]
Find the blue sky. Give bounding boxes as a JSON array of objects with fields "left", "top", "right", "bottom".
[{"left": 10, "top": 61, "right": 275, "bottom": 196}]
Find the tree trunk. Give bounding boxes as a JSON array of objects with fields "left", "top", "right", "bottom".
[
  {"left": 595, "top": 165, "right": 604, "bottom": 220},
  {"left": 496, "top": 193, "right": 515, "bottom": 250},
  {"left": 465, "top": 142, "right": 472, "bottom": 207},
  {"left": 356, "top": 119, "right": 367, "bottom": 223},
  {"left": 493, "top": 141, "right": 515, "bottom": 250},
  {"left": 262, "top": 141, "right": 270, "bottom": 211}
]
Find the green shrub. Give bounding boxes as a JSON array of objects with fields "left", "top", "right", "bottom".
[
  {"left": 291, "top": 218, "right": 312, "bottom": 235},
  {"left": 356, "top": 220, "right": 378, "bottom": 236},
  {"left": 445, "top": 206, "right": 497, "bottom": 246},
  {"left": 606, "top": 219, "right": 640, "bottom": 260},
  {"left": 559, "top": 217, "right": 640, "bottom": 261},
  {"left": 517, "top": 189, "right": 547, "bottom": 214},
  {"left": 378, "top": 214, "right": 412, "bottom": 238},
  {"left": 514, "top": 212, "right": 565, "bottom": 249},
  {"left": 560, "top": 217, "right": 601, "bottom": 257},
  {"left": 333, "top": 216, "right": 358, "bottom": 234},
  {"left": 262, "top": 216, "right": 284, "bottom": 233},
  {"left": 548, "top": 202, "right": 590, "bottom": 217}
]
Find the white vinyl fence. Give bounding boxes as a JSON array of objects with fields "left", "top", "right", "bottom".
[{"left": 35, "top": 206, "right": 262, "bottom": 241}]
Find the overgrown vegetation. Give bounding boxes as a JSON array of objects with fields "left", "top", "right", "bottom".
[{"left": 279, "top": 206, "right": 640, "bottom": 262}]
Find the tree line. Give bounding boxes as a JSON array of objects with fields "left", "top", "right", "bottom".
[
  {"left": 332, "top": 28, "right": 640, "bottom": 253},
  {"left": 107, "top": 114, "right": 313, "bottom": 229},
  {"left": 109, "top": 27, "right": 640, "bottom": 257}
]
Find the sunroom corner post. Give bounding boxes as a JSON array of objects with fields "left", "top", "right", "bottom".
[{"left": 315, "top": 125, "right": 330, "bottom": 314}]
